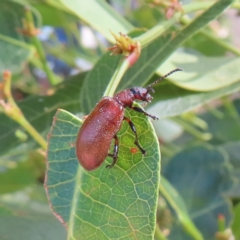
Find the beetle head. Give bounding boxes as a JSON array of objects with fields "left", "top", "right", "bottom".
[{"left": 130, "top": 87, "right": 154, "bottom": 103}]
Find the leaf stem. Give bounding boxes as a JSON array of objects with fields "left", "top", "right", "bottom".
[
  {"left": 204, "top": 104, "right": 224, "bottom": 119},
  {"left": 181, "top": 113, "right": 208, "bottom": 130},
  {"left": 221, "top": 96, "right": 240, "bottom": 120},
  {"left": 172, "top": 117, "right": 212, "bottom": 141},
  {"left": 103, "top": 58, "right": 129, "bottom": 97},
  {"left": 135, "top": 13, "right": 181, "bottom": 48},
  {"left": 159, "top": 177, "right": 204, "bottom": 240},
  {"left": 31, "top": 36, "right": 60, "bottom": 85},
  {"left": 0, "top": 71, "right": 47, "bottom": 150},
  {"left": 24, "top": 8, "right": 60, "bottom": 86}
]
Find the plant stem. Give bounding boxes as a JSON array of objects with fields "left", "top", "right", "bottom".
[
  {"left": 104, "top": 58, "right": 129, "bottom": 97},
  {"left": 24, "top": 8, "right": 60, "bottom": 86},
  {"left": 154, "top": 224, "right": 168, "bottom": 240},
  {"left": 204, "top": 104, "right": 224, "bottom": 119},
  {"left": 181, "top": 113, "right": 208, "bottom": 130},
  {"left": 31, "top": 36, "right": 60, "bottom": 85},
  {"left": 135, "top": 13, "right": 181, "bottom": 48},
  {"left": 17, "top": 114, "right": 47, "bottom": 150},
  {"left": 1, "top": 72, "right": 47, "bottom": 150},
  {"left": 221, "top": 96, "right": 240, "bottom": 119},
  {"left": 172, "top": 117, "right": 212, "bottom": 141},
  {"left": 159, "top": 177, "right": 204, "bottom": 240}
]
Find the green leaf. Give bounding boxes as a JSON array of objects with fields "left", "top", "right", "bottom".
[
  {"left": 119, "top": 0, "right": 233, "bottom": 90},
  {"left": 81, "top": 54, "right": 122, "bottom": 113},
  {"left": 220, "top": 141, "right": 240, "bottom": 168},
  {"left": 160, "top": 177, "right": 203, "bottom": 240},
  {"left": 0, "top": 185, "right": 66, "bottom": 239},
  {"left": 147, "top": 78, "right": 240, "bottom": 119},
  {"left": 0, "top": 34, "right": 34, "bottom": 74},
  {"left": 0, "top": 0, "right": 38, "bottom": 74},
  {"left": 0, "top": 160, "right": 37, "bottom": 194},
  {"left": 232, "top": 203, "right": 240, "bottom": 239},
  {"left": 51, "top": 0, "right": 133, "bottom": 42},
  {"left": 157, "top": 51, "right": 240, "bottom": 91},
  {"left": 201, "top": 102, "right": 240, "bottom": 144},
  {"left": 218, "top": 143, "right": 240, "bottom": 199},
  {"left": 163, "top": 145, "right": 233, "bottom": 240},
  {"left": 0, "top": 0, "right": 39, "bottom": 39},
  {"left": 80, "top": 0, "right": 233, "bottom": 113},
  {"left": 32, "top": 2, "right": 78, "bottom": 27},
  {"left": 0, "top": 215, "right": 66, "bottom": 240},
  {"left": 0, "top": 72, "right": 85, "bottom": 155},
  {"left": 46, "top": 107, "right": 160, "bottom": 239}
]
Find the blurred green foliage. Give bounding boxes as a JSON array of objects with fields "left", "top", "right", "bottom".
[{"left": 0, "top": 0, "right": 240, "bottom": 240}]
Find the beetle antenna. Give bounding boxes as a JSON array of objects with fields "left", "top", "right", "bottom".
[{"left": 147, "top": 68, "right": 183, "bottom": 89}]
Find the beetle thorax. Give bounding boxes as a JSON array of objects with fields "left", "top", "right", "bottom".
[
  {"left": 113, "top": 87, "right": 153, "bottom": 107},
  {"left": 113, "top": 89, "right": 135, "bottom": 107}
]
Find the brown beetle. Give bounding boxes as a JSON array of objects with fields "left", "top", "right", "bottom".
[{"left": 76, "top": 68, "right": 182, "bottom": 171}]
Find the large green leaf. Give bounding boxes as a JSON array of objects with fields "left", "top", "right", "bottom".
[
  {"left": 163, "top": 145, "right": 233, "bottom": 240},
  {"left": 48, "top": 0, "right": 133, "bottom": 42},
  {"left": 157, "top": 51, "right": 240, "bottom": 91},
  {"left": 46, "top": 107, "right": 160, "bottom": 239},
  {"left": 0, "top": 72, "right": 85, "bottom": 155},
  {"left": 81, "top": 0, "right": 233, "bottom": 113},
  {"left": 32, "top": 2, "right": 78, "bottom": 27}
]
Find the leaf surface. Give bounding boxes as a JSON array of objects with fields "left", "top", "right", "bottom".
[{"left": 46, "top": 107, "right": 160, "bottom": 240}]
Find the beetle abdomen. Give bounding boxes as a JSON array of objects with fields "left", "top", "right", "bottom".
[{"left": 76, "top": 97, "right": 124, "bottom": 171}]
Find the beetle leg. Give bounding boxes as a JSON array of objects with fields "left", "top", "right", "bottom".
[
  {"left": 124, "top": 116, "right": 146, "bottom": 155},
  {"left": 106, "top": 135, "right": 119, "bottom": 169},
  {"left": 130, "top": 106, "right": 158, "bottom": 120}
]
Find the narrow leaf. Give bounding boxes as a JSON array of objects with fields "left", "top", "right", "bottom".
[{"left": 58, "top": 0, "right": 133, "bottom": 42}]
